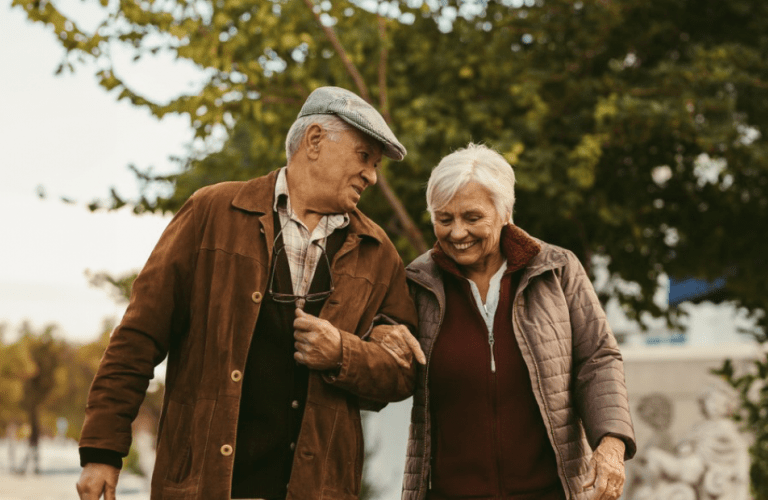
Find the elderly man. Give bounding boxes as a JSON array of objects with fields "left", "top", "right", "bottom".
[{"left": 76, "top": 86, "right": 424, "bottom": 500}]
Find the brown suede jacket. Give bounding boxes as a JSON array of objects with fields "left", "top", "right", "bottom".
[{"left": 79, "top": 169, "right": 418, "bottom": 500}]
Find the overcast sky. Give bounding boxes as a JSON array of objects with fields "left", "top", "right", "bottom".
[{"left": 0, "top": 2, "right": 200, "bottom": 342}]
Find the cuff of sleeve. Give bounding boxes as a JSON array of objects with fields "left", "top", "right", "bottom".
[
  {"left": 79, "top": 447, "right": 124, "bottom": 469},
  {"left": 323, "top": 329, "right": 357, "bottom": 386}
]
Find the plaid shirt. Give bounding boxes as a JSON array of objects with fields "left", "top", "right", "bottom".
[{"left": 273, "top": 167, "right": 349, "bottom": 307}]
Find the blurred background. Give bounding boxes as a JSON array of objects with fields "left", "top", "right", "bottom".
[{"left": 1, "top": 0, "right": 767, "bottom": 498}]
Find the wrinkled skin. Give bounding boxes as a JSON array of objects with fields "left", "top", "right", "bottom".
[
  {"left": 583, "top": 435, "right": 626, "bottom": 500},
  {"left": 293, "top": 308, "right": 343, "bottom": 370},
  {"left": 76, "top": 463, "right": 120, "bottom": 500},
  {"left": 368, "top": 324, "right": 426, "bottom": 368}
]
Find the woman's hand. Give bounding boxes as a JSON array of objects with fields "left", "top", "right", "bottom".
[
  {"left": 583, "top": 436, "right": 626, "bottom": 500},
  {"left": 368, "top": 324, "right": 426, "bottom": 368}
]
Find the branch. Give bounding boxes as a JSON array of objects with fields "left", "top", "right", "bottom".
[
  {"left": 377, "top": 16, "right": 392, "bottom": 124},
  {"left": 302, "top": 2, "right": 428, "bottom": 254},
  {"left": 376, "top": 175, "right": 429, "bottom": 254},
  {"left": 301, "top": 0, "right": 371, "bottom": 102},
  {"left": 375, "top": 16, "right": 427, "bottom": 254}
]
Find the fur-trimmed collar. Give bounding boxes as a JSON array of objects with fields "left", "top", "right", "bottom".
[{"left": 431, "top": 223, "right": 542, "bottom": 277}]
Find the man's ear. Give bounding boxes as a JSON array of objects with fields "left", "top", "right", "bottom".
[{"left": 304, "top": 123, "right": 323, "bottom": 160}]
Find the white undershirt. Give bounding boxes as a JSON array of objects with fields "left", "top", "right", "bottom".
[{"left": 467, "top": 259, "right": 508, "bottom": 334}]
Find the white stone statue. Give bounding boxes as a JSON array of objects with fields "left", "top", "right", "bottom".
[{"left": 630, "top": 383, "right": 750, "bottom": 500}]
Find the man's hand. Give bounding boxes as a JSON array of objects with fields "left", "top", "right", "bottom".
[
  {"left": 76, "top": 463, "right": 120, "bottom": 500},
  {"left": 293, "top": 308, "right": 342, "bottom": 370},
  {"left": 583, "top": 436, "right": 626, "bottom": 500},
  {"left": 368, "top": 324, "right": 426, "bottom": 368}
]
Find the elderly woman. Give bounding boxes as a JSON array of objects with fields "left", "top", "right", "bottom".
[{"left": 395, "top": 144, "right": 636, "bottom": 500}]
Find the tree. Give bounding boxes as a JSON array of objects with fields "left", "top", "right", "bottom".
[
  {"left": 13, "top": 323, "right": 66, "bottom": 474},
  {"left": 13, "top": 0, "right": 768, "bottom": 491},
  {"left": 0, "top": 324, "right": 35, "bottom": 437},
  {"left": 13, "top": 0, "right": 767, "bottom": 324}
]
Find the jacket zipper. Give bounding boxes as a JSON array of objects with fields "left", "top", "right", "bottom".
[
  {"left": 491, "top": 368, "right": 503, "bottom": 499},
  {"left": 479, "top": 293, "right": 502, "bottom": 495},
  {"left": 489, "top": 330, "right": 496, "bottom": 373}
]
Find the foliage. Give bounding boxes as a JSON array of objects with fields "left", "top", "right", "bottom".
[
  {"left": 0, "top": 322, "right": 113, "bottom": 444},
  {"left": 13, "top": 0, "right": 768, "bottom": 330},
  {"left": 11, "top": 0, "right": 768, "bottom": 488},
  {"left": 87, "top": 269, "right": 136, "bottom": 304},
  {"left": 0, "top": 319, "right": 163, "bottom": 472}
]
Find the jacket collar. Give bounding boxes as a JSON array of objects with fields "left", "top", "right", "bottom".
[
  {"left": 407, "top": 224, "right": 568, "bottom": 293},
  {"left": 429, "top": 224, "right": 542, "bottom": 278},
  {"left": 231, "top": 168, "right": 382, "bottom": 244}
]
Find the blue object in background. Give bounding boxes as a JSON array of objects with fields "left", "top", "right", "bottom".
[
  {"left": 645, "top": 332, "right": 687, "bottom": 345},
  {"left": 668, "top": 276, "right": 727, "bottom": 307}
]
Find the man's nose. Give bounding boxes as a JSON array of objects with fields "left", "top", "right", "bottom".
[{"left": 362, "top": 165, "right": 377, "bottom": 186}]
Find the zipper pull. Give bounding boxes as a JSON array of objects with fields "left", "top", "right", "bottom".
[{"left": 489, "top": 337, "right": 496, "bottom": 373}]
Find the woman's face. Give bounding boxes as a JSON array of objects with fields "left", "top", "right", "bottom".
[{"left": 433, "top": 181, "right": 507, "bottom": 273}]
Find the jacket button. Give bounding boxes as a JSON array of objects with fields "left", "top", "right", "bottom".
[
  {"left": 231, "top": 370, "right": 242, "bottom": 382},
  {"left": 290, "top": 442, "right": 296, "bottom": 451},
  {"left": 291, "top": 400, "right": 299, "bottom": 409},
  {"left": 220, "top": 444, "right": 233, "bottom": 456},
  {"left": 251, "top": 291, "right": 263, "bottom": 303}
]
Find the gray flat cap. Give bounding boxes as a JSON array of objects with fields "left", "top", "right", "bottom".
[{"left": 298, "top": 86, "right": 407, "bottom": 161}]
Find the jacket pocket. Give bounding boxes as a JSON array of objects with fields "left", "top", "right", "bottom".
[
  {"left": 164, "top": 400, "right": 194, "bottom": 484},
  {"left": 158, "top": 399, "right": 216, "bottom": 487}
]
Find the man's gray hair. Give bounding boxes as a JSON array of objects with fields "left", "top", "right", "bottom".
[
  {"left": 285, "top": 114, "right": 354, "bottom": 162},
  {"left": 426, "top": 143, "right": 516, "bottom": 223}
]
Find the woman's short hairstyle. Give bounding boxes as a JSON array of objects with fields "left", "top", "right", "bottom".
[
  {"left": 285, "top": 114, "right": 354, "bottom": 162},
  {"left": 426, "top": 143, "right": 516, "bottom": 223}
]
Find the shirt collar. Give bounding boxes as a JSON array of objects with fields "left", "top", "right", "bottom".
[{"left": 273, "top": 167, "right": 350, "bottom": 229}]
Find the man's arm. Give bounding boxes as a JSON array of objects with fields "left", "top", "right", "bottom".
[
  {"left": 293, "top": 258, "right": 420, "bottom": 404},
  {"left": 76, "top": 195, "right": 199, "bottom": 498}
]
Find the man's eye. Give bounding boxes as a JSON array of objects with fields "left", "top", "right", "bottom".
[{"left": 360, "top": 152, "right": 369, "bottom": 161}]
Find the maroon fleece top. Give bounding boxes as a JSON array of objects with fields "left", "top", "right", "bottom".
[{"left": 427, "top": 227, "right": 565, "bottom": 500}]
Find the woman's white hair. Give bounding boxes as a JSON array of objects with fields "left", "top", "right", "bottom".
[
  {"left": 426, "top": 143, "right": 516, "bottom": 223},
  {"left": 285, "top": 114, "right": 354, "bottom": 162}
]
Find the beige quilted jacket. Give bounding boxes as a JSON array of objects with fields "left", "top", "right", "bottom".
[{"left": 401, "top": 225, "right": 636, "bottom": 500}]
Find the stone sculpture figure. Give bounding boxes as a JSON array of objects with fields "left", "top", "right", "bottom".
[{"left": 630, "top": 383, "right": 749, "bottom": 500}]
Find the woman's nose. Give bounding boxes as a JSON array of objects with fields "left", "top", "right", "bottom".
[{"left": 450, "top": 222, "right": 468, "bottom": 239}]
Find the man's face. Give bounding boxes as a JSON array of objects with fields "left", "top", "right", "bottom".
[{"left": 312, "top": 127, "right": 383, "bottom": 213}]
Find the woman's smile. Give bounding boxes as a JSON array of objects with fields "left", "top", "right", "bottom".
[{"left": 452, "top": 240, "right": 478, "bottom": 251}]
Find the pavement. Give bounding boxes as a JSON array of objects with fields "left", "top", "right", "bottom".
[{"left": 0, "top": 439, "right": 149, "bottom": 500}]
